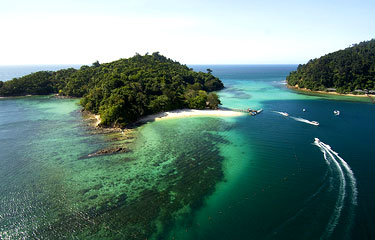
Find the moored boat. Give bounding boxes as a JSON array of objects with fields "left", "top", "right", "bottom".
[{"left": 248, "top": 108, "right": 263, "bottom": 116}]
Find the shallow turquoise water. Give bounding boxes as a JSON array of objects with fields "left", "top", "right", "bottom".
[{"left": 1, "top": 65, "right": 374, "bottom": 239}]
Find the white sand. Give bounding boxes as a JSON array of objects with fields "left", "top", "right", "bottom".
[
  {"left": 94, "top": 115, "right": 101, "bottom": 127},
  {"left": 138, "top": 109, "right": 244, "bottom": 123}
]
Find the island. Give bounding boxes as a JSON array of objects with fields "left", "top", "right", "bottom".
[
  {"left": 0, "top": 52, "right": 230, "bottom": 127},
  {"left": 286, "top": 39, "right": 375, "bottom": 96}
]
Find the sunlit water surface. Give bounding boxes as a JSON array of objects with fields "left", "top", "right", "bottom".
[{"left": 1, "top": 65, "right": 374, "bottom": 239}]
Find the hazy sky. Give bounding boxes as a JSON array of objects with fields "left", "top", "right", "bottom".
[{"left": 1, "top": 0, "right": 374, "bottom": 65}]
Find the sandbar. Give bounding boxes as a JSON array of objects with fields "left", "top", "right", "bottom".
[{"left": 138, "top": 109, "right": 244, "bottom": 123}]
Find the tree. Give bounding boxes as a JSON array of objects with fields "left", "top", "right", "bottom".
[
  {"left": 148, "top": 95, "right": 170, "bottom": 112},
  {"left": 286, "top": 39, "right": 375, "bottom": 92},
  {"left": 207, "top": 92, "right": 221, "bottom": 109},
  {"left": 0, "top": 53, "right": 225, "bottom": 126},
  {"left": 92, "top": 60, "right": 100, "bottom": 68}
]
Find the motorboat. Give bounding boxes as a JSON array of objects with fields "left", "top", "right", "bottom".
[
  {"left": 248, "top": 108, "right": 263, "bottom": 116},
  {"left": 310, "top": 121, "right": 319, "bottom": 126},
  {"left": 279, "top": 112, "right": 289, "bottom": 116},
  {"left": 334, "top": 110, "right": 340, "bottom": 116}
]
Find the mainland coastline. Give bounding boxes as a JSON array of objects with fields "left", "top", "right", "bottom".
[{"left": 287, "top": 84, "right": 374, "bottom": 101}]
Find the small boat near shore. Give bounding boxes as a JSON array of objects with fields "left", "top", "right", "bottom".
[
  {"left": 334, "top": 110, "right": 340, "bottom": 116},
  {"left": 248, "top": 108, "right": 263, "bottom": 116}
]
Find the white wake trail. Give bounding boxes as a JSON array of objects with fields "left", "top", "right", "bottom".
[
  {"left": 314, "top": 139, "right": 346, "bottom": 238},
  {"left": 291, "top": 117, "right": 319, "bottom": 126},
  {"left": 320, "top": 141, "right": 358, "bottom": 205},
  {"left": 273, "top": 111, "right": 288, "bottom": 116}
]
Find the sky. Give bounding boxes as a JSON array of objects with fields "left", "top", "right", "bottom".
[{"left": 0, "top": 0, "right": 374, "bottom": 65}]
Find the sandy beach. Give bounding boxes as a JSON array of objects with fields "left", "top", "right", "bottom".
[
  {"left": 138, "top": 109, "right": 244, "bottom": 123},
  {"left": 88, "top": 109, "right": 243, "bottom": 128},
  {"left": 94, "top": 115, "right": 101, "bottom": 127}
]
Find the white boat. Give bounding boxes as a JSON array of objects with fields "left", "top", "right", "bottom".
[
  {"left": 249, "top": 108, "right": 263, "bottom": 116},
  {"left": 279, "top": 112, "right": 288, "bottom": 116},
  {"left": 334, "top": 110, "right": 340, "bottom": 116},
  {"left": 303, "top": 109, "right": 306, "bottom": 112},
  {"left": 291, "top": 117, "right": 319, "bottom": 126},
  {"left": 274, "top": 111, "right": 289, "bottom": 116}
]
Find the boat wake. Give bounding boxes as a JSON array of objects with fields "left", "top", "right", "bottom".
[
  {"left": 291, "top": 117, "right": 319, "bottom": 126},
  {"left": 313, "top": 138, "right": 357, "bottom": 238},
  {"left": 273, "top": 111, "right": 289, "bottom": 117},
  {"left": 273, "top": 111, "right": 319, "bottom": 125}
]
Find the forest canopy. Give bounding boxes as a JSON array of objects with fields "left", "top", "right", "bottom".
[
  {"left": 286, "top": 39, "right": 375, "bottom": 93},
  {"left": 0, "top": 53, "right": 224, "bottom": 127}
]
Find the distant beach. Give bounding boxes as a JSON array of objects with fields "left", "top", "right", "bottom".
[
  {"left": 89, "top": 109, "right": 243, "bottom": 128},
  {"left": 139, "top": 109, "right": 244, "bottom": 123}
]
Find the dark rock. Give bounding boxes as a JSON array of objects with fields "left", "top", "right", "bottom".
[{"left": 84, "top": 146, "right": 132, "bottom": 158}]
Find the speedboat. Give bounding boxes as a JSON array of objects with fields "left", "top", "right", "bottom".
[
  {"left": 311, "top": 121, "right": 319, "bottom": 126},
  {"left": 279, "top": 112, "right": 289, "bottom": 116},
  {"left": 334, "top": 110, "right": 340, "bottom": 116}
]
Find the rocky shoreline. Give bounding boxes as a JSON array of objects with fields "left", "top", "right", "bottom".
[{"left": 80, "top": 110, "right": 136, "bottom": 158}]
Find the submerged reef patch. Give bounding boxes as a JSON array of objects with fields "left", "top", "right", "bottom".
[{"left": 31, "top": 117, "right": 233, "bottom": 239}]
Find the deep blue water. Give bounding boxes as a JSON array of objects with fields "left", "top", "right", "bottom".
[{"left": 182, "top": 65, "right": 375, "bottom": 239}]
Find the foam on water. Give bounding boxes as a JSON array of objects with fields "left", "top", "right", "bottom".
[
  {"left": 291, "top": 116, "right": 319, "bottom": 126},
  {"left": 314, "top": 139, "right": 346, "bottom": 238},
  {"left": 313, "top": 138, "right": 358, "bottom": 238},
  {"left": 273, "top": 111, "right": 289, "bottom": 117},
  {"left": 323, "top": 143, "right": 358, "bottom": 205}
]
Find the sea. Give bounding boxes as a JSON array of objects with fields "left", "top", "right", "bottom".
[{"left": 0, "top": 65, "right": 374, "bottom": 239}]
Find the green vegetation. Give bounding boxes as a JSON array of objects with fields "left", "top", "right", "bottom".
[
  {"left": 287, "top": 39, "right": 375, "bottom": 93},
  {"left": 0, "top": 53, "right": 223, "bottom": 126}
]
